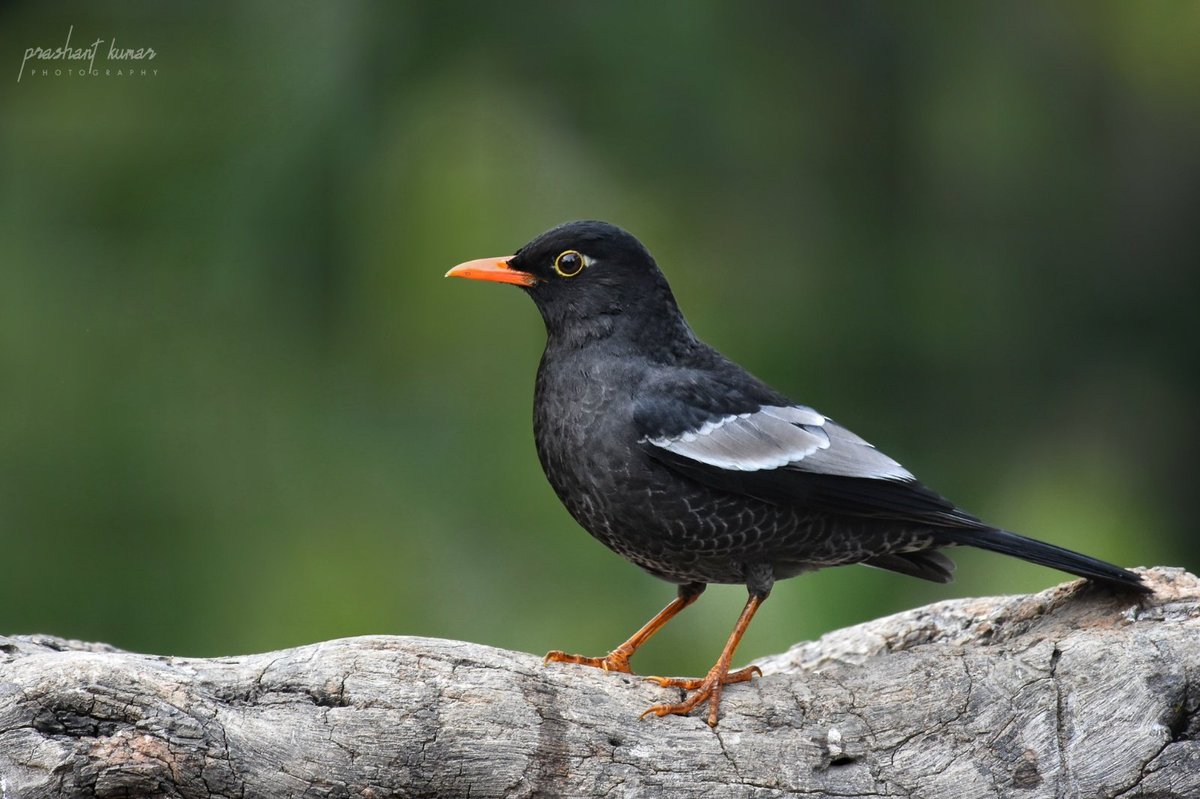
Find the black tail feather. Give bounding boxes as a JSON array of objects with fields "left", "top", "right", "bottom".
[
  {"left": 942, "top": 528, "right": 1150, "bottom": 594},
  {"left": 863, "top": 550, "right": 957, "bottom": 584}
]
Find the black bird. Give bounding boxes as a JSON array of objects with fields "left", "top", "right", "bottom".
[{"left": 446, "top": 220, "right": 1148, "bottom": 727}]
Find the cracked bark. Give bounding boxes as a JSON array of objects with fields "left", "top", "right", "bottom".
[{"left": 2, "top": 567, "right": 1198, "bottom": 799}]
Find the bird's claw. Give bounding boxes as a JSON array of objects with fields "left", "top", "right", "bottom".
[
  {"left": 641, "top": 665, "right": 763, "bottom": 727},
  {"left": 543, "top": 650, "right": 634, "bottom": 674},
  {"left": 643, "top": 674, "right": 706, "bottom": 690},
  {"left": 643, "top": 665, "right": 761, "bottom": 690}
]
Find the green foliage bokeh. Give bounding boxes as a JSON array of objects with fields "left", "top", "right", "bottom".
[{"left": 1, "top": 2, "right": 1196, "bottom": 676}]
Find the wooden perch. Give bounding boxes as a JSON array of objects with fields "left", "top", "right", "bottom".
[{"left": 1, "top": 567, "right": 1198, "bottom": 798}]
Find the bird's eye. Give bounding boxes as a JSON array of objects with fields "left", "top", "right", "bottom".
[{"left": 553, "top": 250, "right": 585, "bottom": 278}]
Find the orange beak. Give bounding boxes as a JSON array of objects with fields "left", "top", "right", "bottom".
[{"left": 445, "top": 257, "right": 538, "bottom": 287}]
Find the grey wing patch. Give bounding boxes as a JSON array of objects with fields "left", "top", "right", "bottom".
[
  {"left": 643, "top": 405, "right": 826, "bottom": 471},
  {"left": 642, "top": 404, "right": 915, "bottom": 481},
  {"left": 798, "top": 418, "right": 915, "bottom": 480}
]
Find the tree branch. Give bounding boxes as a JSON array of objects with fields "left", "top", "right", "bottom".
[{"left": 2, "top": 567, "right": 1197, "bottom": 798}]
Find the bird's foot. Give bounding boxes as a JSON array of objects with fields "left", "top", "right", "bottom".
[
  {"left": 642, "top": 665, "right": 761, "bottom": 691},
  {"left": 641, "top": 664, "right": 762, "bottom": 727},
  {"left": 544, "top": 649, "right": 634, "bottom": 674}
]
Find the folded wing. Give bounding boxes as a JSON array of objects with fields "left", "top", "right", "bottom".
[{"left": 636, "top": 399, "right": 982, "bottom": 529}]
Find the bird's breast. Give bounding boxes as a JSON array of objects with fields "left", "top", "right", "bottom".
[
  {"left": 533, "top": 353, "right": 648, "bottom": 525},
  {"left": 534, "top": 356, "right": 635, "bottom": 481}
]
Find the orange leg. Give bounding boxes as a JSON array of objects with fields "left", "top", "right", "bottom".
[
  {"left": 641, "top": 591, "right": 766, "bottom": 727},
  {"left": 545, "top": 583, "right": 705, "bottom": 674}
]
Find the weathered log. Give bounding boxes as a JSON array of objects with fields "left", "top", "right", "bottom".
[{"left": 1, "top": 567, "right": 1197, "bottom": 798}]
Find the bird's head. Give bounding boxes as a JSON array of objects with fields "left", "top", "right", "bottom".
[{"left": 447, "top": 220, "right": 687, "bottom": 345}]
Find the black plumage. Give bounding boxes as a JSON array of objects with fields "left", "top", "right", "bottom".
[{"left": 447, "top": 220, "right": 1148, "bottom": 727}]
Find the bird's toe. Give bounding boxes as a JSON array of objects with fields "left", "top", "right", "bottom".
[
  {"left": 641, "top": 664, "right": 762, "bottom": 726},
  {"left": 643, "top": 664, "right": 760, "bottom": 690},
  {"left": 543, "top": 650, "right": 634, "bottom": 674}
]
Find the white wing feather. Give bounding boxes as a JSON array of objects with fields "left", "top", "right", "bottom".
[{"left": 643, "top": 405, "right": 914, "bottom": 480}]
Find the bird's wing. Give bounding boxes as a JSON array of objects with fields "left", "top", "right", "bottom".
[
  {"left": 634, "top": 395, "right": 983, "bottom": 528},
  {"left": 639, "top": 403, "right": 913, "bottom": 479}
]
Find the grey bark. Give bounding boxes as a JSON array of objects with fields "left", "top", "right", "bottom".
[{"left": 1, "top": 567, "right": 1197, "bottom": 799}]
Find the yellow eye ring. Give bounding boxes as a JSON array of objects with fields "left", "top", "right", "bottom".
[{"left": 553, "top": 250, "right": 586, "bottom": 277}]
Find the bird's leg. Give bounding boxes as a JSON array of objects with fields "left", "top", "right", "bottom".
[
  {"left": 544, "top": 583, "right": 705, "bottom": 674},
  {"left": 641, "top": 590, "right": 767, "bottom": 727}
]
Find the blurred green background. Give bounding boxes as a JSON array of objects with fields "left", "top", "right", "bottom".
[{"left": 2, "top": 3, "right": 1196, "bottom": 677}]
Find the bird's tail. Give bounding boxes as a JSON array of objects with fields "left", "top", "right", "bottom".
[{"left": 942, "top": 527, "right": 1150, "bottom": 594}]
